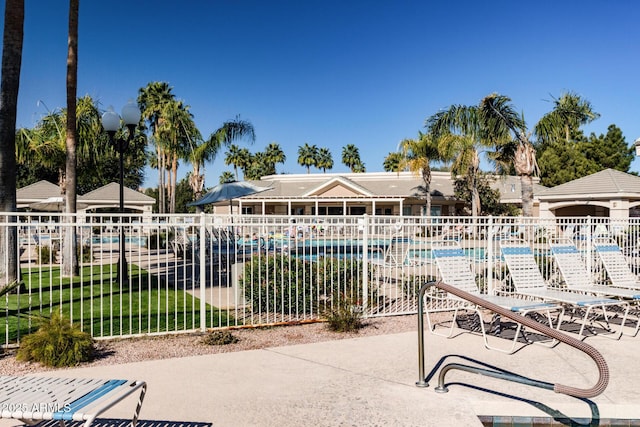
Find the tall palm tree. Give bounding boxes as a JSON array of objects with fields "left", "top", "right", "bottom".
[
  {"left": 479, "top": 94, "right": 538, "bottom": 217},
  {"left": 157, "top": 100, "right": 199, "bottom": 213},
  {"left": 317, "top": 147, "right": 333, "bottom": 173},
  {"left": 0, "top": 0, "right": 24, "bottom": 287},
  {"left": 187, "top": 117, "right": 255, "bottom": 211},
  {"left": 225, "top": 144, "right": 244, "bottom": 180},
  {"left": 297, "top": 143, "right": 318, "bottom": 173},
  {"left": 341, "top": 144, "right": 362, "bottom": 172},
  {"left": 535, "top": 91, "right": 600, "bottom": 147},
  {"left": 427, "top": 104, "right": 489, "bottom": 217},
  {"left": 62, "top": 0, "right": 79, "bottom": 277},
  {"left": 138, "top": 82, "right": 174, "bottom": 213},
  {"left": 399, "top": 131, "right": 442, "bottom": 216},
  {"left": 264, "top": 142, "right": 286, "bottom": 175}
]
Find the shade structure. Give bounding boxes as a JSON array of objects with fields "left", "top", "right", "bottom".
[
  {"left": 188, "top": 181, "right": 271, "bottom": 210},
  {"left": 29, "top": 196, "right": 88, "bottom": 212}
]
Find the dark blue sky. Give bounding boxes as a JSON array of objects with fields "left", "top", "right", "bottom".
[{"left": 10, "top": 0, "right": 640, "bottom": 186}]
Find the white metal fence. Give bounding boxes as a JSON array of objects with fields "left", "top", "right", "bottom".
[{"left": 1, "top": 213, "right": 639, "bottom": 346}]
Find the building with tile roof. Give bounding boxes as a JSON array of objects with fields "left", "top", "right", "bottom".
[
  {"left": 223, "top": 171, "right": 536, "bottom": 217},
  {"left": 538, "top": 168, "right": 640, "bottom": 219}
]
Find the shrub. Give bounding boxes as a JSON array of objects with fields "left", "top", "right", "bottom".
[
  {"left": 36, "top": 245, "right": 52, "bottom": 264},
  {"left": 240, "top": 255, "right": 378, "bottom": 315},
  {"left": 17, "top": 312, "right": 94, "bottom": 367},
  {"left": 202, "top": 330, "right": 239, "bottom": 345},
  {"left": 323, "top": 292, "right": 363, "bottom": 332}
]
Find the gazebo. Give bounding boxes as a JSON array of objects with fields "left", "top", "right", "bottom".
[{"left": 538, "top": 169, "right": 640, "bottom": 219}]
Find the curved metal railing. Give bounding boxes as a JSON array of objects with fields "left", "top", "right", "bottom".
[{"left": 416, "top": 280, "right": 609, "bottom": 398}]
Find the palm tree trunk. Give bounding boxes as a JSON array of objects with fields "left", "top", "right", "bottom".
[
  {"left": 170, "top": 155, "right": 177, "bottom": 213},
  {"left": 156, "top": 146, "right": 163, "bottom": 213},
  {"left": 514, "top": 142, "right": 538, "bottom": 217},
  {"left": 423, "top": 166, "right": 432, "bottom": 217},
  {"left": 0, "top": 0, "right": 24, "bottom": 288},
  {"left": 62, "top": 0, "right": 79, "bottom": 277}
]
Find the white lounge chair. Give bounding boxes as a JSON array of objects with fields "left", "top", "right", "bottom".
[
  {"left": 593, "top": 238, "right": 640, "bottom": 290},
  {"left": 0, "top": 376, "right": 146, "bottom": 427},
  {"left": 500, "top": 239, "right": 629, "bottom": 339},
  {"left": 550, "top": 238, "right": 640, "bottom": 337},
  {"left": 429, "top": 240, "right": 561, "bottom": 353},
  {"left": 371, "top": 237, "right": 413, "bottom": 284}
]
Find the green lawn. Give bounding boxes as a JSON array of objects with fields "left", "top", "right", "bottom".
[{"left": 1, "top": 264, "right": 232, "bottom": 343}]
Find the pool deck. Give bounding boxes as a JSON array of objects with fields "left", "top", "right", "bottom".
[{"left": 2, "top": 321, "right": 640, "bottom": 427}]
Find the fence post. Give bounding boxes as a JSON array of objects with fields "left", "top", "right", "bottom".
[
  {"left": 361, "top": 214, "right": 369, "bottom": 316},
  {"left": 585, "top": 216, "right": 592, "bottom": 276},
  {"left": 199, "top": 212, "right": 207, "bottom": 332},
  {"left": 486, "top": 215, "right": 494, "bottom": 295}
]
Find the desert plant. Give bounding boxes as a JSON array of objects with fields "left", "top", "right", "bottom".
[
  {"left": 202, "top": 330, "right": 239, "bottom": 346},
  {"left": 36, "top": 245, "right": 52, "bottom": 264},
  {"left": 240, "top": 255, "right": 377, "bottom": 315},
  {"left": 16, "top": 312, "right": 94, "bottom": 367},
  {"left": 323, "top": 292, "right": 363, "bottom": 332}
]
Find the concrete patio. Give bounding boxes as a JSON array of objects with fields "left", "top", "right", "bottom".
[{"left": 2, "top": 321, "right": 640, "bottom": 427}]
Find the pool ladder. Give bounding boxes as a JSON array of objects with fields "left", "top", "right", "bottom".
[{"left": 416, "top": 280, "right": 609, "bottom": 399}]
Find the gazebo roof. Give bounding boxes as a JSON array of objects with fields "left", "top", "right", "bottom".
[
  {"left": 16, "top": 180, "right": 60, "bottom": 203},
  {"left": 538, "top": 169, "right": 640, "bottom": 199},
  {"left": 80, "top": 182, "right": 155, "bottom": 205}
]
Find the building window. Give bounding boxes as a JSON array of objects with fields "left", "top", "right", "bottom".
[
  {"left": 349, "top": 206, "right": 366, "bottom": 215},
  {"left": 241, "top": 206, "right": 253, "bottom": 215},
  {"left": 422, "top": 205, "right": 442, "bottom": 216}
]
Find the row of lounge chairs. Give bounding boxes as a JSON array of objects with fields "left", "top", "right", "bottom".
[{"left": 424, "top": 237, "right": 640, "bottom": 353}]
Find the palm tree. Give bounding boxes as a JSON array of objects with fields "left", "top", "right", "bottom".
[
  {"left": 297, "top": 143, "right": 318, "bottom": 173},
  {"left": 317, "top": 147, "right": 333, "bottom": 173},
  {"left": 479, "top": 93, "right": 538, "bottom": 217},
  {"left": 219, "top": 171, "right": 235, "bottom": 184},
  {"left": 62, "top": 0, "right": 79, "bottom": 277},
  {"left": 352, "top": 161, "right": 366, "bottom": 173},
  {"left": 399, "top": 131, "right": 442, "bottom": 216},
  {"left": 138, "top": 82, "right": 175, "bottom": 213},
  {"left": 187, "top": 117, "right": 255, "bottom": 211},
  {"left": 427, "top": 104, "right": 489, "bottom": 217},
  {"left": 0, "top": 0, "right": 24, "bottom": 287},
  {"left": 427, "top": 94, "right": 541, "bottom": 217},
  {"left": 341, "top": 144, "right": 362, "bottom": 172},
  {"left": 225, "top": 144, "right": 244, "bottom": 180},
  {"left": 17, "top": 97, "right": 104, "bottom": 193},
  {"left": 383, "top": 152, "right": 404, "bottom": 174},
  {"left": 535, "top": 91, "right": 600, "bottom": 147},
  {"left": 264, "top": 142, "right": 286, "bottom": 175},
  {"left": 157, "top": 100, "right": 199, "bottom": 213}
]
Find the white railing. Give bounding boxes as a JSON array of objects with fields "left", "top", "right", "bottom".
[{"left": 0, "top": 213, "right": 639, "bottom": 346}]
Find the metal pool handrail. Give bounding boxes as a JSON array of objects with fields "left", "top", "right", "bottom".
[{"left": 416, "top": 280, "right": 610, "bottom": 399}]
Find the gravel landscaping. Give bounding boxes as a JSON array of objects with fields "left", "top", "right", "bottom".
[{"left": 0, "top": 315, "right": 419, "bottom": 375}]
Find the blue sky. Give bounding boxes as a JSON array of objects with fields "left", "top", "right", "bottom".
[{"left": 11, "top": 0, "right": 640, "bottom": 188}]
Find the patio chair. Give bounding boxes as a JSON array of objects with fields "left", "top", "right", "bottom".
[
  {"left": 428, "top": 240, "right": 562, "bottom": 353},
  {"left": 593, "top": 237, "right": 640, "bottom": 290},
  {"left": 0, "top": 376, "right": 146, "bottom": 427},
  {"left": 500, "top": 238, "right": 629, "bottom": 339},
  {"left": 370, "top": 237, "right": 413, "bottom": 284},
  {"left": 549, "top": 237, "right": 640, "bottom": 337}
]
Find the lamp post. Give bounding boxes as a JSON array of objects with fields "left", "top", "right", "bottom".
[
  {"left": 635, "top": 138, "right": 640, "bottom": 157},
  {"left": 101, "top": 100, "right": 140, "bottom": 285}
]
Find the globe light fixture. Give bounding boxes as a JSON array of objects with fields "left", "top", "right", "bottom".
[{"left": 101, "top": 100, "right": 140, "bottom": 285}]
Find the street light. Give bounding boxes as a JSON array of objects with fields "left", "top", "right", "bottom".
[
  {"left": 101, "top": 100, "right": 141, "bottom": 284},
  {"left": 635, "top": 137, "right": 640, "bottom": 157}
]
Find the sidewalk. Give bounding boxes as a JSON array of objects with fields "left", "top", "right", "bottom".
[{"left": 4, "top": 327, "right": 640, "bottom": 426}]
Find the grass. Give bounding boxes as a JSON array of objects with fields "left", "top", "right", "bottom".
[{"left": 1, "top": 264, "right": 232, "bottom": 344}]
